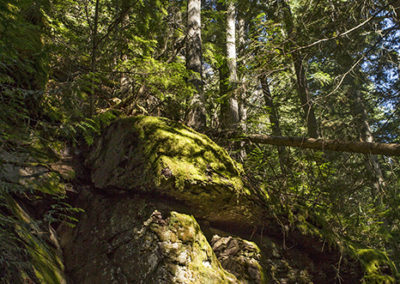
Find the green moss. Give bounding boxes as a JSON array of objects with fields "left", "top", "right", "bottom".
[
  {"left": 88, "top": 116, "right": 250, "bottom": 216},
  {"left": 132, "top": 116, "right": 244, "bottom": 191},
  {"left": 156, "top": 211, "right": 237, "bottom": 283},
  {"left": 352, "top": 247, "right": 396, "bottom": 284},
  {"left": 6, "top": 196, "right": 66, "bottom": 284}
]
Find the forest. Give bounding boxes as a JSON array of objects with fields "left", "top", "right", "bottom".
[{"left": 0, "top": 0, "right": 400, "bottom": 283}]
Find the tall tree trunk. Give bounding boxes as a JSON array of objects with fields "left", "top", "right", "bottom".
[
  {"left": 280, "top": 0, "right": 319, "bottom": 138},
  {"left": 220, "top": 0, "right": 240, "bottom": 130},
  {"left": 260, "top": 75, "right": 288, "bottom": 173},
  {"left": 186, "top": 0, "right": 206, "bottom": 130},
  {"left": 237, "top": 15, "right": 247, "bottom": 161},
  {"left": 237, "top": 16, "right": 247, "bottom": 132},
  {"left": 119, "top": 7, "right": 130, "bottom": 99},
  {"left": 90, "top": 0, "right": 100, "bottom": 117},
  {"left": 351, "top": 90, "right": 385, "bottom": 192},
  {"left": 292, "top": 53, "right": 319, "bottom": 138}
]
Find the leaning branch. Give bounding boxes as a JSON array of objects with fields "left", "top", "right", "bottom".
[{"left": 242, "top": 134, "right": 400, "bottom": 156}]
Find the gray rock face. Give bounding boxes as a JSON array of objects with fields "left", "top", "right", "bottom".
[{"left": 60, "top": 191, "right": 238, "bottom": 284}]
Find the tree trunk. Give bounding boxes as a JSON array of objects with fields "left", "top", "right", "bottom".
[
  {"left": 220, "top": 1, "right": 240, "bottom": 130},
  {"left": 351, "top": 90, "right": 385, "bottom": 191},
  {"left": 280, "top": 0, "right": 319, "bottom": 138},
  {"left": 292, "top": 52, "right": 319, "bottom": 138},
  {"left": 89, "top": 0, "right": 100, "bottom": 117},
  {"left": 237, "top": 16, "right": 247, "bottom": 132},
  {"left": 119, "top": 8, "right": 131, "bottom": 99},
  {"left": 186, "top": 0, "right": 206, "bottom": 130},
  {"left": 260, "top": 75, "right": 288, "bottom": 173},
  {"left": 237, "top": 15, "right": 247, "bottom": 161},
  {"left": 242, "top": 134, "right": 400, "bottom": 156}
]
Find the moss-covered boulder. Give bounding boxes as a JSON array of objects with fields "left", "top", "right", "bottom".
[
  {"left": 86, "top": 116, "right": 261, "bottom": 224},
  {"left": 60, "top": 115, "right": 362, "bottom": 283}
]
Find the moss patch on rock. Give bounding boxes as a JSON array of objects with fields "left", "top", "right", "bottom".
[
  {"left": 151, "top": 211, "right": 238, "bottom": 283},
  {"left": 86, "top": 116, "right": 257, "bottom": 222},
  {"left": 353, "top": 247, "right": 397, "bottom": 283}
]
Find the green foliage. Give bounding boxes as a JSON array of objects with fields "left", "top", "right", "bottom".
[
  {"left": 246, "top": 143, "right": 400, "bottom": 281},
  {"left": 0, "top": 0, "right": 78, "bottom": 281},
  {"left": 63, "top": 110, "right": 120, "bottom": 146},
  {"left": 0, "top": 0, "right": 48, "bottom": 90},
  {"left": 44, "top": 199, "right": 84, "bottom": 227}
]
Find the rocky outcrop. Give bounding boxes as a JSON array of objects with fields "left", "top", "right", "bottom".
[
  {"left": 58, "top": 116, "right": 362, "bottom": 283},
  {"left": 85, "top": 116, "right": 264, "bottom": 226},
  {"left": 60, "top": 191, "right": 238, "bottom": 283}
]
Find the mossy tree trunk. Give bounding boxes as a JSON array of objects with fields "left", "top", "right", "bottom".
[{"left": 243, "top": 133, "right": 400, "bottom": 156}]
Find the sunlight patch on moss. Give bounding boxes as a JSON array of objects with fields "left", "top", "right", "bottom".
[
  {"left": 6, "top": 196, "right": 66, "bottom": 283},
  {"left": 352, "top": 247, "right": 396, "bottom": 284}
]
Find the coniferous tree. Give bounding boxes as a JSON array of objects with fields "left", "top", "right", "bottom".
[
  {"left": 220, "top": 0, "right": 240, "bottom": 130},
  {"left": 186, "top": 0, "right": 207, "bottom": 129}
]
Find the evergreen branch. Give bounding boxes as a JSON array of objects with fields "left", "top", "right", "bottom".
[{"left": 291, "top": 1, "right": 397, "bottom": 52}]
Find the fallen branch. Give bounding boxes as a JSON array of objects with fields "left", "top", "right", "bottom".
[{"left": 242, "top": 134, "right": 400, "bottom": 156}]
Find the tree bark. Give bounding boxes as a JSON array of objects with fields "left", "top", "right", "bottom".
[
  {"left": 237, "top": 15, "right": 248, "bottom": 161},
  {"left": 280, "top": 0, "right": 319, "bottom": 138},
  {"left": 220, "top": 0, "right": 240, "bottom": 130},
  {"left": 292, "top": 52, "right": 319, "bottom": 138},
  {"left": 242, "top": 134, "right": 400, "bottom": 156},
  {"left": 237, "top": 16, "right": 247, "bottom": 132},
  {"left": 89, "top": 0, "right": 100, "bottom": 117},
  {"left": 186, "top": 0, "right": 206, "bottom": 130},
  {"left": 351, "top": 90, "right": 385, "bottom": 190},
  {"left": 260, "top": 75, "right": 288, "bottom": 173},
  {"left": 119, "top": 6, "right": 131, "bottom": 98}
]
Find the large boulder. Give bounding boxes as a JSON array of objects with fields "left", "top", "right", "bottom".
[
  {"left": 86, "top": 116, "right": 263, "bottom": 225},
  {"left": 60, "top": 191, "right": 238, "bottom": 283}
]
